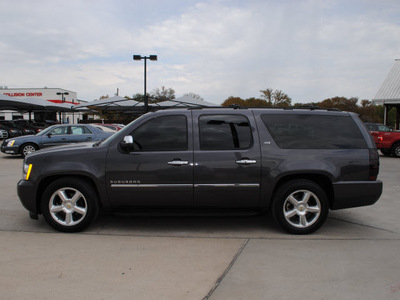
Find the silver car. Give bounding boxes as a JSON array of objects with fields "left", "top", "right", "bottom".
[{"left": 0, "top": 129, "right": 8, "bottom": 139}]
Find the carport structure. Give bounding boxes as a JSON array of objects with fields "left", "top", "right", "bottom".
[
  {"left": 0, "top": 94, "right": 87, "bottom": 120},
  {"left": 372, "top": 59, "right": 400, "bottom": 129},
  {"left": 0, "top": 94, "right": 84, "bottom": 120},
  {"left": 72, "top": 95, "right": 219, "bottom": 116}
]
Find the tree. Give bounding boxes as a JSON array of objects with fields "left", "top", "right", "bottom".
[
  {"left": 318, "top": 96, "right": 359, "bottom": 112},
  {"left": 221, "top": 96, "right": 245, "bottom": 107},
  {"left": 96, "top": 95, "right": 110, "bottom": 101},
  {"left": 184, "top": 93, "right": 204, "bottom": 101},
  {"left": 150, "top": 86, "right": 175, "bottom": 101},
  {"left": 259, "top": 88, "right": 273, "bottom": 106},
  {"left": 358, "top": 100, "right": 381, "bottom": 123},
  {"left": 260, "top": 89, "right": 292, "bottom": 107},
  {"left": 245, "top": 97, "right": 269, "bottom": 107}
]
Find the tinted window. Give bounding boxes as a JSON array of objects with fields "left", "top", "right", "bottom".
[
  {"left": 130, "top": 115, "right": 187, "bottom": 151},
  {"left": 199, "top": 114, "right": 252, "bottom": 150},
  {"left": 261, "top": 114, "right": 367, "bottom": 149}
]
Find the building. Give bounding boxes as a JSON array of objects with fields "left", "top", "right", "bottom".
[
  {"left": 0, "top": 87, "right": 87, "bottom": 123},
  {"left": 372, "top": 59, "right": 400, "bottom": 129}
]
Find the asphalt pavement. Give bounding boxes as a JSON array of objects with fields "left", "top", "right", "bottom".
[{"left": 0, "top": 152, "right": 399, "bottom": 300}]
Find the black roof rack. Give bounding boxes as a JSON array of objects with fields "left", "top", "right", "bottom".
[{"left": 190, "top": 105, "right": 342, "bottom": 112}]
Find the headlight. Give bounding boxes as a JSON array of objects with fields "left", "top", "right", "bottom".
[
  {"left": 23, "top": 163, "right": 33, "bottom": 180},
  {"left": 7, "top": 140, "right": 15, "bottom": 147}
]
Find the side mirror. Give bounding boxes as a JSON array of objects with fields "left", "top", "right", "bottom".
[
  {"left": 46, "top": 132, "right": 52, "bottom": 138},
  {"left": 120, "top": 135, "right": 134, "bottom": 152}
]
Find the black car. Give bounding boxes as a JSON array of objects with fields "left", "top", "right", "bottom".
[
  {"left": 0, "top": 123, "right": 22, "bottom": 138},
  {"left": 9, "top": 122, "right": 36, "bottom": 135},
  {"left": 17, "top": 108, "right": 382, "bottom": 234},
  {"left": 0, "top": 120, "right": 35, "bottom": 135},
  {"left": 14, "top": 120, "right": 45, "bottom": 133}
]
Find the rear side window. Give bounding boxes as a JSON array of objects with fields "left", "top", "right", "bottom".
[
  {"left": 261, "top": 114, "right": 367, "bottom": 149},
  {"left": 130, "top": 115, "right": 188, "bottom": 151},
  {"left": 70, "top": 126, "right": 92, "bottom": 135},
  {"left": 199, "top": 114, "right": 252, "bottom": 150}
]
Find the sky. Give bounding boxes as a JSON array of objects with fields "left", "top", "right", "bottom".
[{"left": 1, "top": 0, "right": 400, "bottom": 105}]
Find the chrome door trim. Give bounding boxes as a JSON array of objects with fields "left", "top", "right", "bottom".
[
  {"left": 111, "top": 183, "right": 192, "bottom": 188},
  {"left": 194, "top": 183, "right": 260, "bottom": 188}
]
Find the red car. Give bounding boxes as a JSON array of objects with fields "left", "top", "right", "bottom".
[{"left": 365, "top": 123, "right": 400, "bottom": 157}]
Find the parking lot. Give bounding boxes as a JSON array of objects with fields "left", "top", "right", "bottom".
[{"left": 0, "top": 152, "right": 400, "bottom": 300}]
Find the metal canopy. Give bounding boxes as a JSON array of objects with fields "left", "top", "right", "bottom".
[
  {"left": 0, "top": 94, "right": 85, "bottom": 112},
  {"left": 72, "top": 95, "right": 219, "bottom": 113},
  {"left": 373, "top": 59, "right": 400, "bottom": 105},
  {"left": 372, "top": 59, "right": 400, "bottom": 128},
  {"left": 0, "top": 94, "right": 44, "bottom": 111}
]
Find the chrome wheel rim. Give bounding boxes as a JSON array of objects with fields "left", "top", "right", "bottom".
[
  {"left": 49, "top": 187, "right": 88, "bottom": 226},
  {"left": 23, "top": 145, "right": 36, "bottom": 156},
  {"left": 283, "top": 190, "right": 321, "bottom": 228}
]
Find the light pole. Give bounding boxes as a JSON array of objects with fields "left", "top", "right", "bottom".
[
  {"left": 56, "top": 92, "right": 69, "bottom": 103},
  {"left": 133, "top": 55, "right": 157, "bottom": 111},
  {"left": 56, "top": 92, "right": 69, "bottom": 123}
]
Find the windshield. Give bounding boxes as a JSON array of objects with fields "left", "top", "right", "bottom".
[{"left": 36, "top": 125, "right": 56, "bottom": 136}]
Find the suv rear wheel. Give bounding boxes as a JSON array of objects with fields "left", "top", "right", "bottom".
[
  {"left": 272, "top": 180, "right": 329, "bottom": 234},
  {"left": 41, "top": 178, "right": 99, "bottom": 232}
]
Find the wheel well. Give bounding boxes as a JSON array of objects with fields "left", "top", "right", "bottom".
[
  {"left": 272, "top": 174, "right": 334, "bottom": 208},
  {"left": 19, "top": 142, "right": 38, "bottom": 152},
  {"left": 391, "top": 141, "right": 400, "bottom": 149},
  {"left": 35, "top": 175, "right": 102, "bottom": 214}
]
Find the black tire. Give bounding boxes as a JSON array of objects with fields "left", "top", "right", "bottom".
[
  {"left": 272, "top": 180, "right": 329, "bottom": 234},
  {"left": 391, "top": 143, "right": 400, "bottom": 158},
  {"left": 41, "top": 177, "right": 99, "bottom": 232},
  {"left": 380, "top": 149, "right": 392, "bottom": 156},
  {"left": 20, "top": 143, "right": 38, "bottom": 158}
]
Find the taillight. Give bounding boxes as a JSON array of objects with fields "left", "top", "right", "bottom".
[
  {"left": 369, "top": 149, "right": 379, "bottom": 181},
  {"left": 377, "top": 135, "right": 383, "bottom": 141}
]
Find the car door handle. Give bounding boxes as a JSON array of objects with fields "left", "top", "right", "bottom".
[
  {"left": 236, "top": 159, "right": 257, "bottom": 165},
  {"left": 168, "top": 160, "right": 189, "bottom": 166}
]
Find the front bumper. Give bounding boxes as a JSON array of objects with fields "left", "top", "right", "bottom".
[
  {"left": 331, "top": 180, "right": 383, "bottom": 210},
  {"left": 1, "top": 145, "right": 19, "bottom": 155},
  {"left": 17, "top": 179, "right": 39, "bottom": 214}
]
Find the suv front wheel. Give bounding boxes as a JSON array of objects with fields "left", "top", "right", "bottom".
[
  {"left": 41, "top": 178, "right": 99, "bottom": 232},
  {"left": 272, "top": 180, "right": 329, "bottom": 234}
]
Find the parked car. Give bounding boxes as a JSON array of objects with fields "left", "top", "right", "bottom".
[
  {"left": 93, "top": 123, "right": 124, "bottom": 131},
  {"left": 1, "top": 124, "right": 114, "bottom": 157},
  {"left": 14, "top": 119, "right": 44, "bottom": 133},
  {"left": 0, "top": 123, "right": 23, "bottom": 138},
  {"left": 92, "top": 124, "right": 118, "bottom": 133},
  {"left": 17, "top": 107, "right": 382, "bottom": 234},
  {"left": 365, "top": 122, "right": 400, "bottom": 157},
  {"left": 0, "top": 128, "right": 8, "bottom": 139},
  {"left": 0, "top": 121, "right": 35, "bottom": 135},
  {"left": 6, "top": 121, "right": 36, "bottom": 135}
]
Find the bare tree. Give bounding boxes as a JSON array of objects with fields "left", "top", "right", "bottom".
[{"left": 150, "top": 86, "right": 176, "bottom": 101}]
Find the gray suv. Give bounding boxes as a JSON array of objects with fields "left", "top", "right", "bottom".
[{"left": 17, "top": 107, "right": 382, "bottom": 234}]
